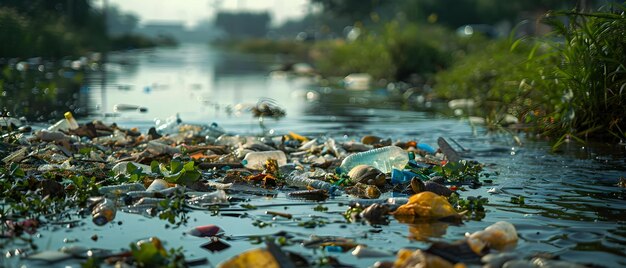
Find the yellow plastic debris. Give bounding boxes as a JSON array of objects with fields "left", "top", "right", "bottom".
[
  {"left": 393, "top": 249, "right": 466, "bottom": 268},
  {"left": 217, "top": 248, "right": 279, "bottom": 268},
  {"left": 392, "top": 192, "right": 459, "bottom": 220},
  {"left": 287, "top": 131, "right": 309, "bottom": 142}
]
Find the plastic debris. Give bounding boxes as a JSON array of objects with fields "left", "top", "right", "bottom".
[
  {"left": 91, "top": 197, "right": 117, "bottom": 226},
  {"left": 284, "top": 170, "right": 335, "bottom": 191},
  {"left": 467, "top": 221, "right": 518, "bottom": 253},
  {"left": 351, "top": 245, "right": 393, "bottom": 258},
  {"left": 393, "top": 192, "right": 460, "bottom": 221},
  {"left": 188, "top": 224, "right": 224, "bottom": 238},
  {"left": 392, "top": 249, "right": 460, "bottom": 268},
  {"left": 340, "top": 145, "right": 409, "bottom": 173},
  {"left": 392, "top": 169, "right": 419, "bottom": 184},
  {"left": 346, "top": 183, "right": 381, "bottom": 199},
  {"left": 242, "top": 150, "right": 287, "bottom": 170},
  {"left": 438, "top": 137, "right": 462, "bottom": 162}
]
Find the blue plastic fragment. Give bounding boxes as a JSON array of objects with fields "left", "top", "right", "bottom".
[
  {"left": 391, "top": 169, "right": 418, "bottom": 184},
  {"left": 417, "top": 143, "right": 436, "bottom": 154},
  {"left": 325, "top": 245, "right": 343, "bottom": 253}
]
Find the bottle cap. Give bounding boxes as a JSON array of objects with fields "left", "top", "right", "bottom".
[{"left": 64, "top": 112, "right": 74, "bottom": 120}]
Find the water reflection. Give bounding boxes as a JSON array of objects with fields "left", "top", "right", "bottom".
[{"left": 0, "top": 59, "right": 88, "bottom": 122}]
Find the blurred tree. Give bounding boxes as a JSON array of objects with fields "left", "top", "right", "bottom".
[
  {"left": 106, "top": 5, "right": 139, "bottom": 36},
  {"left": 0, "top": 0, "right": 107, "bottom": 57},
  {"left": 215, "top": 12, "right": 271, "bottom": 38},
  {"left": 309, "top": 0, "right": 386, "bottom": 22},
  {"left": 401, "top": 0, "right": 578, "bottom": 28}
]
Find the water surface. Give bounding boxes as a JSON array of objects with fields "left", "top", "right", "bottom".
[{"left": 3, "top": 44, "right": 625, "bottom": 267}]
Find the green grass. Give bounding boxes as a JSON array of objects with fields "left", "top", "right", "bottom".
[{"left": 433, "top": 5, "right": 626, "bottom": 146}]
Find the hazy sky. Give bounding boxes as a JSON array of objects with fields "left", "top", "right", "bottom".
[{"left": 98, "top": 0, "right": 310, "bottom": 27}]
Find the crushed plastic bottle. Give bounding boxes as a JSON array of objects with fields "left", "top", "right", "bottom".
[
  {"left": 99, "top": 183, "right": 146, "bottom": 197},
  {"left": 187, "top": 190, "right": 229, "bottom": 206},
  {"left": 154, "top": 113, "right": 181, "bottom": 134},
  {"left": 202, "top": 122, "right": 226, "bottom": 142},
  {"left": 146, "top": 140, "right": 181, "bottom": 155},
  {"left": 242, "top": 150, "right": 287, "bottom": 170},
  {"left": 91, "top": 197, "right": 116, "bottom": 226},
  {"left": 48, "top": 112, "right": 79, "bottom": 132},
  {"left": 340, "top": 145, "right": 409, "bottom": 173},
  {"left": 284, "top": 170, "right": 335, "bottom": 192},
  {"left": 215, "top": 135, "right": 247, "bottom": 147}
]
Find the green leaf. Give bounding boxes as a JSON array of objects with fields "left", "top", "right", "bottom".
[
  {"left": 150, "top": 161, "right": 161, "bottom": 175},
  {"left": 127, "top": 162, "right": 138, "bottom": 174},
  {"left": 183, "top": 161, "right": 195, "bottom": 171},
  {"left": 10, "top": 163, "right": 25, "bottom": 177},
  {"left": 176, "top": 170, "right": 201, "bottom": 185},
  {"left": 170, "top": 160, "right": 183, "bottom": 173}
]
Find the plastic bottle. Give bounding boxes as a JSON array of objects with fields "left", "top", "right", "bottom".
[
  {"left": 48, "top": 112, "right": 79, "bottom": 132},
  {"left": 284, "top": 171, "right": 335, "bottom": 191},
  {"left": 146, "top": 141, "right": 181, "bottom": 155},
  {"left": 202, "top": 122, "right": 226, "bottom": 141},
  {"left": 340, "top": 146, "right": 409, "bottom": 174},
  {"left": 215, "top": 135, "right": 247, "bottom": 147},
  {"left": 154, "top": 114, "right": 181, "bottom": 134},
  {"left": 242, "top": 150, "right": 287, "bottom": 170},
  {"left": 99, "top": 183, "right": 146, "bottom": 197},
  {"left": 91, "top": 198, "right": 116, "bottom": 226}
]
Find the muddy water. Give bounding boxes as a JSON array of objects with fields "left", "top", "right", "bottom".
[{"left": 3, "top": 44, "right": 626, "bottom": 267}]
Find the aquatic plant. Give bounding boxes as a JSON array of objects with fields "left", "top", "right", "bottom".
[{"left": 541, "top": 6, "right": 626, "bottom": 145}]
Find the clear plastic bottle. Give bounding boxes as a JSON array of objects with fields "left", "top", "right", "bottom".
[
  {"left": 91, "top": 198, "right": 116, "bottom": 226},
  {"left": 242, "top": 150, "right": 287, "bottom": 170},
  {"left": 48, "top": 112, "right": 79, "bottom": 132},
  {"left": 340, "top": 145, "right": 409, "bottom": 173},
  {"left": 99, "top": 183, "right": 146, "bottom": 197},
  {"left": 154, "top": 113, "right": 181, "bottom": 134},
  {"left": 284, "top": 171, "right": 334, "bottom": 191},
  {"left": 215, "top": 135, "right": 247, "bottom": 147}
]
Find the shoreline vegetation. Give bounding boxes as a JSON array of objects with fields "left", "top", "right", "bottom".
[{"left": 222, "top": 5, "right": 626, "bottom": 149}]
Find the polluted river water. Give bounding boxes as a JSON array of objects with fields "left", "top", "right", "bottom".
[{"left": 2, "top": 44, "right": 626, "bottom": 267}]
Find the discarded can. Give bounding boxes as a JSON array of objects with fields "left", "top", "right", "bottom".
[{"left": 91, "top": 198, "right": 116, "bottom": 226}]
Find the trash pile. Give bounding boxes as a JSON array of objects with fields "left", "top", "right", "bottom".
[{"left": 0, "top": 113, "right": 592, "bottom": 267}]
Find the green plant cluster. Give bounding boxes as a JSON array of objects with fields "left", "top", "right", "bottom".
[
  {"left": 430, "top": 160, "right": 484, "bottom": 184},
  {"left": 312, "top": 21, "right": 457, "bottom": 81},
  {"left": 434, "top": 5, "right": 626, "bottom": 144}
]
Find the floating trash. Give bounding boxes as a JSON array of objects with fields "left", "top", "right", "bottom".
[{"left": 187, "top": 224, "right": 224, "bottom": 238}]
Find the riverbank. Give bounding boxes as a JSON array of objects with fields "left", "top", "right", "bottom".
[{"left": 223, "top": 7, "right": 626, "bottom": 148}]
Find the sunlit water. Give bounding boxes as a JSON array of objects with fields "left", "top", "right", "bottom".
[{"left": 4, "top": 44, "right": 626, "bottom": 267}]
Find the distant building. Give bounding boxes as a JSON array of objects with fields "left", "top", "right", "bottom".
[
  {"left": 137, "top": 21, "right": 221, "bottom": 43},
  {"left": 140, "top": 22, "right": 185, "bottom": 39}
]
